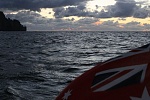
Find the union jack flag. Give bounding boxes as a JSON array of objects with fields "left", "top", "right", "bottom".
[
  {"left": 91, "top": 64, "right": 147, "bottom": 92},
  {"left": 56, "top": 43, "right": 150, "bottom": 100}
]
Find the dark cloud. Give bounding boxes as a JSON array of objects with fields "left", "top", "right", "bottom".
[
  {"left": 53, "top": 3, "right": 88, "bottom": 18},
  {"left": 98, "top": 0, "right": 149, "bottom": 18},
  {"left": 6, "top": 11, "right": 42, "bottom": 23},
  {"left": 0, "top": 0, "right": 90, "bottom": 11},
  {"left": 143, "top": 23, "right": 150, "bottom": 30},
  {"left": 0, "top": 0, "right": 41, "bottom": 11},
  {"left": 107, "top": 0, "right": 137, "bottom": 17},
  {"left": 53, "top": 3, "right": 111, "bottom": 18},
  {"left": 2, "top": 0, "right": 149, "bottom": 31},
  {"left": 5, "top": 10, "right": 77, "bottom": 30},
  {"left": 125, "top": 21, "right": 141, "bottom": 26},
  {"left": 121, "top": 21, "right": 150, "bottom": 31},
  {"left": 102, "top": 20, "right": 119, "bottom": 26},
  {"left": 133, "top": 7, "right": 149, "bottom": 18},
  {"left": 1, "top": 0, "right": 149, "bottom": 19},
  {"left": 122, "top": 21, "right": 144, "bottom": 30},
  {"left": 76, "top": 17, "right": 98, "bottom": 24},
  {"left": 53, "top": 4, "right": 111, "bottom": 18},
  {"left": 5, "top": 11, "right": 55, "bottom": 30},
  {"left": 94, "top": 10, "right": 111, "bottom": 18},
  {"left": 53, "top": 0, "right": 150, "bottom": 19},
  {"left": 6, "top": 10, "right": 150, "bottom": 31}
]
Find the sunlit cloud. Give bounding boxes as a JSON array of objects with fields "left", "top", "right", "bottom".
[
  {"left": 1, "top": 0, "right": 150, "bottom": 31},
  {"left": 93, "top": 20, "right": 103, "bottom": 26}
]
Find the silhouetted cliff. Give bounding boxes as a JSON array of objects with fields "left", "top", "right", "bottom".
[{"left": 0, "top": 11, "right": 26, "bottom": 31}]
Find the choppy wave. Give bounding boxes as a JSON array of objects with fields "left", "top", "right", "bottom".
[{"left": 0, "top": 31, "right": 150, "bottom": 100}]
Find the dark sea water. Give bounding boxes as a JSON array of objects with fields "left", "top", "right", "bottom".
[{"left": 0, "top": 31, "right": 150, "bottom": 100}]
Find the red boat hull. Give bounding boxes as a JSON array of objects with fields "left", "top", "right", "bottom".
[{"left": 56, "top": 44, "right": 150, "bottom": 100}]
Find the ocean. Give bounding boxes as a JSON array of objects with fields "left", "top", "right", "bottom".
[{"left": 0, "top": 31, "right": 150, "bottom": 100}]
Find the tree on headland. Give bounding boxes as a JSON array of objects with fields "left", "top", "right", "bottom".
[{"left": 0, "top": 11, "right": 26, "bottom": 31}]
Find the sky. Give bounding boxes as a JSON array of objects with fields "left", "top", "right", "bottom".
[{"left": 0, "top": 0, "right": 150, "bottom": 31}]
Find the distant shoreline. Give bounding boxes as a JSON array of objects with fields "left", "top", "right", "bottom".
[{"left": 19, "top": 30, "right": 150, "bottom": 32}]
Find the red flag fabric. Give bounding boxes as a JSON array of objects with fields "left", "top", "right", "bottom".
[{"left": 56, "top": 44, "right": 150, "bottom": 100}]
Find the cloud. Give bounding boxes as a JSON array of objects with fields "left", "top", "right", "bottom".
[
  {"left": 98, "top": 0, "right": 149, "bottom": 18},
  {"left": 53, "top": 4, "right": 112, "bottom": 18},
  {"left": 4, "top": 6, "right": 150, "bottom": 31},
  {"left": 122, "top": 21, "right": 144, "bottom": 30},
  {"left": 118, "top": 18, "right": 126, "bottom": 21},
  {"left": 5, "top": 11, "right": 55, "bottom": 31},
  {"left": 6, "top": 11, "right": 45, "bottom": 24},
  {"left": 107, "top": 0, "right": 137, "bottom": 17},
  {"left": 0, "top": 0, "right": 90, "bottom": 11},
  {"left": 5, "top": 10, "right": 77, "bottom": 30},
  {"left": 1, "top": 0, "right": 149, "bottom": 20},
  {"left": 133, "top": 7, "right": 149, "bottom": 18},
  {"left": 53, "top": 3, "right": 89, "bottom": 18},
  {"left": 143, "top": 23, "right": 150, "bottom": 30},
  {"left": 77, "top": 17, "right": 98, "bottom": 24},
  {"left": 53, "top": 0, "right": 150, "bottom": 19},
  {"left": 5, "top": 10, "right": 99, "bottom": 31}
]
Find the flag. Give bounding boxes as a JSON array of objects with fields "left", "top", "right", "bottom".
[{"left": 56, "top": 44, "right": 150, "bottom": 100}]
